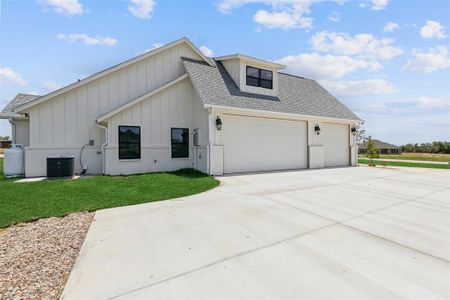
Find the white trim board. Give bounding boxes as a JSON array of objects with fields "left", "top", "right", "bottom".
[{"left": 205, "top": 104, "right": 361, "bottom": 124}]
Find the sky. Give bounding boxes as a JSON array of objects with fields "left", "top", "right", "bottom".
[{"left": 1, "top": 0, "right": 449, "bottom": 145}]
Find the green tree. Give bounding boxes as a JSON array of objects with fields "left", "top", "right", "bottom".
[
  {"left": 365, "top": 136, "right": 380, "bottom": 161},
  {"left": 0, "top": 136, "right": 10, "bottom": 141}
]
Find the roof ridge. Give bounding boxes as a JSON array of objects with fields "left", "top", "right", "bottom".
[
  {"left": 278, "top": 72, "right": 313, "bottom": 81},
  {"left": 181, "top": 56, "right": 211, "bottom": 65},
  {"left": 17, "top": 93, "right": 41, "bottom": 97}
]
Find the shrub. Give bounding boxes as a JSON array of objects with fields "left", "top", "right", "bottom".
[{"left": 365, "top": 136, "right": 380, "bottom": 160}]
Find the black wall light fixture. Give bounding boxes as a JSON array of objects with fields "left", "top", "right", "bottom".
[
  {"left": 351, "top": 126, "right": 357, "bottom": 135},
  {"left": 216, "top": 116, "right": 223, "bottom": 130},
  {"left": 314, "top": 124, "right": 321, "bottom": 135}
]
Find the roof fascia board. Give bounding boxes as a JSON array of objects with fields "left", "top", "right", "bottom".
[
  {"left": 97, "top": 74, "right": 189, "bottom": 122},
  {"left": 204, "top": 104, "right": 362, "bottom": 123},
  {"left": 15, "top": 37, "right": 212, "bottom": 113},
  {"left": 215, "top": 54, "right": 285, "bottom": 69},
  {"left": 0, "top": 115, "right": 27, "bottom": 120}
]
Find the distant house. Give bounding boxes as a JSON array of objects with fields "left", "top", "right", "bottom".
[
  {"left": 359, "top": 139, "right": 401, "bottom": 155},
  {"left": 1, "top": 140, "right": 12, "bottom": 149},
  {"left": 1, "top": 37, "right": 361, "bottom": 177}
]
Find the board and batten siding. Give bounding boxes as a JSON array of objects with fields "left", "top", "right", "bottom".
[
  {"left": 221, "top": 59, "right": 240, "bottom": 88},
  {"left": 105, "top": 77, "right": 209, "bottom": 175},
  {"left": 11, "top": 119, "right": 30, "bottom": 147},
  {"left": 25, "top": 42, "right": 203, "bottom": 177}
]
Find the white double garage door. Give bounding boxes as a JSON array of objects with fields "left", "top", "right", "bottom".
[{"left": 222, "top": 114, "right": 350, "bottom": 174}]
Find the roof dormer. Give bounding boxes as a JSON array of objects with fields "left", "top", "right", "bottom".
[{"left": 215, "top": 54, "right": 285, "bottom": 97}]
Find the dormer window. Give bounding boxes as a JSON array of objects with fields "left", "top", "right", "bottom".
[{"left": 246, "top": 66, "right": 273, "bottom": 89}]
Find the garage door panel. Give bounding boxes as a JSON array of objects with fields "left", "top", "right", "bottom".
[
  {"left": 222, "top": 115, "right": 307, "bottom": 173},
  {"left": 323, "top": 123, "right": 350, "bottom": 167}
]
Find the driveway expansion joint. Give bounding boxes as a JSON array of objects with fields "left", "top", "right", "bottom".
[{"left": 266, "top": 186, "right": 450, "bottom": 265}]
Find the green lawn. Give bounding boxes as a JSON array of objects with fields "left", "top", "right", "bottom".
[
  {"left": 0, "top": 158, "right": 219, "bottom": 228},
  {"left": 358, "top": 152, "right": 450, "bottom": 162},
  {"left": 358, "top": 159, "right": 450, "bottom": 169}
]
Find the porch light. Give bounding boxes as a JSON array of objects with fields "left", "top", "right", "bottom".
[
  {"left": 351, "top": 126, "right": 357, "bottom": 135},
  {"left": 314, "top": 124, "right": 321, "bottom": 135},
  {"left": 216, "top": 116, "right": 223, "bottom": 130}
]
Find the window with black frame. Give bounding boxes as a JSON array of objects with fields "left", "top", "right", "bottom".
[
  {"left": 118, "top": 126, "right": 141, "bottom": 159},
  {"left": 246, "top": 66, "right": 273, "bottom": 89},
  {"left": 171, "top": 128, "right": 189, "bottom": 158}
]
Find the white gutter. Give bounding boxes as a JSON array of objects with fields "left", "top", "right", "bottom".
[
  {"left": 203, "top": 104, "right": 362, "bottom": 124},
  {"left": 94, "top": 121, "right": 108, "bottom": 175}
]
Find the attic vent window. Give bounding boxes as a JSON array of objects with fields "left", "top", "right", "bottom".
[{"left": 246, "top": 66, "right": 273, "bottom": 90}]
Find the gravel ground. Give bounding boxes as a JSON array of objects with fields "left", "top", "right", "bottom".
[{"left": 0, "top": 212, "right": 94, "bottom": 300}]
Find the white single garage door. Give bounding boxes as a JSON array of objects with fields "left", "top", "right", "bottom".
[
  {"left": 222, "top": 114, "right": 307, "bottom": 173},
  {"left": 323, "top": 123, "right": 350, "bottom": 167}
]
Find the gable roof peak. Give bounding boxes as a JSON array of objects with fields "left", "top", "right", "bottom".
[{"left": 14, "top": 37, "right": 212, "bottom": 113}]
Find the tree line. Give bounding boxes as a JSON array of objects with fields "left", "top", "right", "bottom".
[{"left": 401, "top": 141, "right": 450, "bottom": 154}]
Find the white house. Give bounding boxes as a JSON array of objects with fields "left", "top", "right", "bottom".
[{"left": 0, "top": 37, "right": 361, "bottom": 177}]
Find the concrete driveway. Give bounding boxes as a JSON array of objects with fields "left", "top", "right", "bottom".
[{"left": 62, "top": 166, "right": 450, "bottom": 299}]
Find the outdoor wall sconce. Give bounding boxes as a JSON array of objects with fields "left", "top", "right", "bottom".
[
  {"left": 216, "top": 116, "right": 223, "bottom": 130},
  {"left": 351, "top": 126, "right": 357, "bottom": 135},
  {"left": 314, "top": 124, "right": 321, "bottom": 135}
]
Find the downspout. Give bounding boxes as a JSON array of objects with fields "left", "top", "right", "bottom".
[
  {"left": 8, "top": 118, "right": 16, "bottom": 144},
  {"left": 9, "top": 118, "right": 25, "bottom": 175},
  {"left": 94, "top": 121, "right": 108, "bottom": 175},
  {"left": 207, "top": 108, "right": 214, "bottom": 175}
]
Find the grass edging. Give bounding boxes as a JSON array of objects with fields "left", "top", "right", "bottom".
[
  {"left": 0, "top": 158, "right": 220, "bottom": 228},
  {"left": 359, "top": 152, "right": 450, "bottom": 162},
  {"left": 358, "top": 159, "right": 450, "bottom": 169}
]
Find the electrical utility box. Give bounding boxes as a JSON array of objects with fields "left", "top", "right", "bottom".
[{"left": 193, "top": 128, "right": 201, "bottom": 146}]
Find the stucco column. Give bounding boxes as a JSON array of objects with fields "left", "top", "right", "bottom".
[
  {"left": 207, "top": 109, "right": 224, "bottom": 175},
  {"left": 308, "top": 120, "right": 324, "bottom": 169}
]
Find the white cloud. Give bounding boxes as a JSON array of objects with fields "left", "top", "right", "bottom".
[
  {"left": 371, "top": 0, "right": 389, "bottom": 10},
  {"left": 328, "top": 11, "right": 340, "bottom": 23},
  {"left": 320, "top": 79, "right": 396, "bottom": 96},
  {"left": 402, "top": 46, "right": 450, "bottom": 73},
  {"left": 385, "top": 97, "right": 450, "bottom": 110},
  {"left": 57, "top": 33, "right": 117, "bottom": 46},
  {"left": 383, "top": 22, "right": 399, "bottom": 32},
  {"left": 217, "top": 0, "right": 246, "bottom": 13},
  {"left": 0, "top": 68, "right": 27, "bottom": 86},
  {"left": 152, "top": 42, "right": 163, "bottom": 49},
  {"left": 128, "top": 0, "right": 155, "bottom": 19},
  {"left": 43, "top": 81, "right": 62, "bottom": 92},
  {"left": 310, "top": 31, "right": 403, "bottom": 60},
  {"left": 420, "top": 20, "right": 446, "bottom": 39},
  {"left": 276, "top": 53, "right": 381, "bottom": 80},
  {"left": 254, "top": 10, "right": 312, "bottom": 29},
  {"left": 143, "top": 43, "right": 163, "bottom": 53},
  {"left": 218, "top": 0, "right": 318, "bottom": 29},
  {"left": 199, "top": 46, "right": 214, "bottom": 57},
  {"left": 41, "top": 0, "right": 83, "bottom": 16}
]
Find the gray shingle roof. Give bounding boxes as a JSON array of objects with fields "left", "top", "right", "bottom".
[
  {"left": 182, "top": 57, "right": 361, "bottom": 121},
  {"left": 359, "top": 139, "right": 400, "bottom": 150},
  {"left": 0, "top": 94, "right": 41, "bottom": 119}
]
